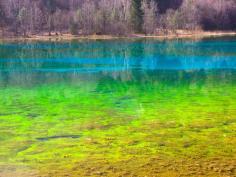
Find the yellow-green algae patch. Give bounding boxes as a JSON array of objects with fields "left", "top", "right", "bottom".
[{"left": 0, "top": 70, "right": 236, "bottom": 177}]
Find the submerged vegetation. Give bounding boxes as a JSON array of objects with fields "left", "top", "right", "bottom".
[{"left": 0, "top": 0, "right": 236, "bottom": 37}]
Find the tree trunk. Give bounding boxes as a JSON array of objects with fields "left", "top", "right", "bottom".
[{"left": 48, "top": 15, "right": 52, "bottom": 36}]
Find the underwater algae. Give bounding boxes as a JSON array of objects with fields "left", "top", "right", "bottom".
[{"left": 0, "top": 38, "right": 236, "bottom": 176}]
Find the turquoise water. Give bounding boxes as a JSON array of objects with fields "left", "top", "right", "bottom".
[{"left": 0, "top": 37, "right": 236, "bottom": 177}]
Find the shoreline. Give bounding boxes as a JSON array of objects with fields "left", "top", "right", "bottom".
[{"left": 1, "top": 31, "right": 236, "bottom": 41}]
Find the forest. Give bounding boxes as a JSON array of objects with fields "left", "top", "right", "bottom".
[{"left": 0, "top": 0, "right": 236, "bottom": 37}]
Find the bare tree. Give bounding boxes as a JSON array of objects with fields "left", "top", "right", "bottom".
[
  {"left": 0, "top": 2, "right": 6, "bottom": 36},
  {"left": 54, "top": 9, "right": 70, "bottom": 35},
  {"left": 197, "top": 0, "right": 236, "bottom": 30},
  {"left": 77, "top": 0, "right": 96, "bottom": 35},
  {"left": 17, "top": 7, "right": 29, "bottom": 36}
]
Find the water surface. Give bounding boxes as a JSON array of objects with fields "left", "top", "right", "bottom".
[{"left": 0, "top": 37, "right": 236, "bottom": 177}]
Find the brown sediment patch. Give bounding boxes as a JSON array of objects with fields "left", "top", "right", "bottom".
[
  {"left": 141, "top": 120, "right": 183, "bottom": 130},
  {"left": 35, "top": 156, "right": 236, "bottom": 177},
  {"left": 188, "top": 121, "right": 216, "bottom": 130},
  {"left": 0, "top": 165, "right": 39, "bottom": 177}
]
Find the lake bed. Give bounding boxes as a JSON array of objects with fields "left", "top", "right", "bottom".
[{"left": 0, "top": 37, "right": 236, "bottom": 176}]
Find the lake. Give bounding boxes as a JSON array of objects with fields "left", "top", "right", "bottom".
[{"left": 0, "top": 37, "right": 236, "bottom": 177}]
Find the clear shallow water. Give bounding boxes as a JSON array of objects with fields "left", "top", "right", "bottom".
[{"left": 0, "top": 37, "right": 236, "bottom": 177}]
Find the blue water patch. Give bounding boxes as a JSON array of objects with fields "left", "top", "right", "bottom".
[{"left": 1, "top": 37, "right": 236, "bottom": 73}]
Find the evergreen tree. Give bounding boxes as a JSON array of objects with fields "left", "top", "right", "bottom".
[
  {"left": 142, "top": 0, "right": 158, "bottom": 34},
  {"left": 0, "top": 4, "right": 5, "bottom": 26},
  {"left": 42, "top": 0, "right": 57, "bottom": 14},
  {"left": 155, "top": 0, "right": 183, "bottom": 13},
  {"left": 130, "top": 0, "right": 143, "bottom": 33},
  {"left": 41, "top": 0, "right": 57, "bottom": 35}
]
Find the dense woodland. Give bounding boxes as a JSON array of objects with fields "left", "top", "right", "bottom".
[{"left": 0, "top": 0, "right": 236, "bottom": 37}]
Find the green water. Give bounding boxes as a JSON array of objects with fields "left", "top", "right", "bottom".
[{"left": 0, "top": 38, "right": 236, "bottom": 177}]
